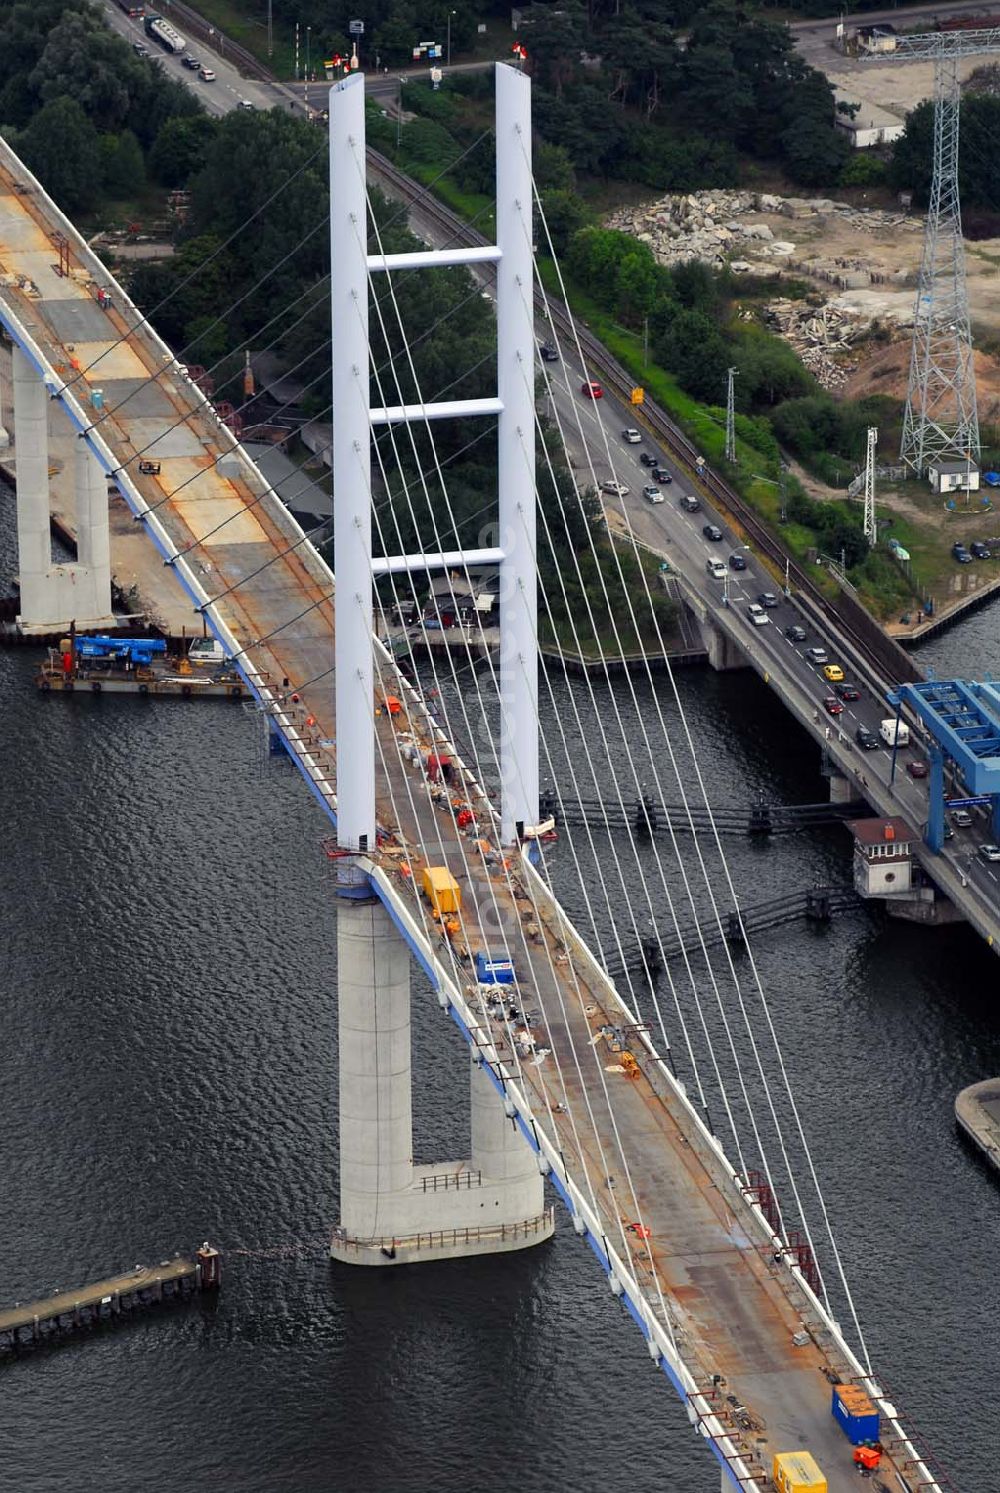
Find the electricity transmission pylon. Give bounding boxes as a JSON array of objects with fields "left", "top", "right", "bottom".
[
  {"left": 863, "top": 30, "right": 1000, "bottom": 474},
  {"left": 863, "top": 426, "right": 877, "bottom": 547},
  {"left": 725, "top": 366, "right": 737, "bottom": 463}
]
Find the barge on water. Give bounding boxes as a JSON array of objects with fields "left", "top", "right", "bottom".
[
  {"left": 35, "top": 633, "right": 249, "bottom": 699},
  {"left": 0, "top": 1244, "right": 221, "bottom": 1356}
]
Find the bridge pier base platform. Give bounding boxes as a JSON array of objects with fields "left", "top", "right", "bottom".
[
  {"left": 332, "top": 890, "right": 554, "bottom": 1267},
  {"left": 883, "top": 889, "right": 964, "bottom": 926}
]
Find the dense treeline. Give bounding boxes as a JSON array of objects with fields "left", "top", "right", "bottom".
[
  {"left": 890, "top": 93, "right": 1000, "bottom": 212},
  {"left": 0, "top": 0, "right": 202, "bottom": 212}
]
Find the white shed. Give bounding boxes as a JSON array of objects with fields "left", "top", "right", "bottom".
[{"left": 928, "top": 460, "right": 980, "bottom": 494}]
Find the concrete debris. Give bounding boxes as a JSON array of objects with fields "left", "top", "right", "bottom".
[
  {"left": 605, "top": 188, "right": 921, "bottom": 388},
  {"left": 604, "top": 189, "right": 921, "bottom": 274}
]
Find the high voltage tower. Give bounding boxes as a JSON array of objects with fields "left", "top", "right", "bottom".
[{"left": 864, "top": 30, "right": 1000, "bottom": 475}]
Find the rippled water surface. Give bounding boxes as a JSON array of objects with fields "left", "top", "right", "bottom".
[{"left": 2, "top": 493, "right": 998, "bottom": 1491}]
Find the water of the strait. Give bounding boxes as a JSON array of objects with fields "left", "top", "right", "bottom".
[{"left": 1, "top": 491, "right": 995, "bottom": 1490}]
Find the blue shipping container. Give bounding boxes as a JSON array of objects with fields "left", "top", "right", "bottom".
[
  {"left": 831, "top": 1386, "right": 880, "bottom": 1446},
  {"left": 475, "top": 952, "right": 515, "bottom": 985}
]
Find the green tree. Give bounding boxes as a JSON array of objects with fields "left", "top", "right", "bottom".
[
  {"left": 14, "top": 95, "right": 102, "bottom": 212},
  {"left": 100, "top": 128, "right": 145, "bottom": 199},
  {"left": 149, "top": 114, "right": 220, "bottom": 188},
  {"left": 654, "top": 307, "right": 730, "bottom": 402}
]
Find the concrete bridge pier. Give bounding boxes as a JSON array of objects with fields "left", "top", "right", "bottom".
[
  {"left": 13, "top": 345, "right": 113, "bottom": 633},
  {"left": 331, "top": 885, "right": 553, "bottom": 1266},
  {"left": 698, "top": 614, "right": 745, "bottom": 673}
]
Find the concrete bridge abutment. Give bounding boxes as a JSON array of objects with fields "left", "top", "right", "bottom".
[
  {"left": 331, "top": 888, "right": 553, "bottom": 1267},
  {"left": 12, "top": 345, "right": 113, "bottom": 633}
]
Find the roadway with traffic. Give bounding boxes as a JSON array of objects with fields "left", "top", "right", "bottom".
[
  {"left": 100, "top": 9, "right": 1000, "bottom": 947},
  {"left": 544, "top": 361, "right": 1000, "bottom": 924}
]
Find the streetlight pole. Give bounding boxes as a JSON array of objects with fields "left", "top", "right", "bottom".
[
  {"left": 305, "top": 25, "right": 311, "bottom": 113},
  {"left": 447, "top": 8, "right": 456, "bottom": 65}
]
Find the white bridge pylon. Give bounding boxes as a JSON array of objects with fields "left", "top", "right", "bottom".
[
  {"left": 328, "top": 66, "right": 552, "bottom": 1268},
  {"left": 329, "top": 64, "right": 537, "bottom": 852}
]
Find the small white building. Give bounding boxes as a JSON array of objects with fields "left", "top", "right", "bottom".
[
  {"left": 855, "top": 24, "right": 897, "bottom": 54},
  {"left": 928, "top": 459, "right": 980, "bottom": 494},
  {"left": 848, "top": 816, "right": 916, "bottom": 898},
  {"left": 834, "top": 90, "right": 906, "bottom": 149}
]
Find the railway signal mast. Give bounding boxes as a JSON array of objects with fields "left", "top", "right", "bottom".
[
  {"left": 863, "top": 29, "right": 1000, "bottom": 476},
  {"left": 724, "top": 366, "right": 737, "bottom": 463},
  {"left": 863, "top": 426, "right": 877, "bottom": 546}
]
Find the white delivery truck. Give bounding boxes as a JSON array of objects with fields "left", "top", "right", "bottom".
[{"left": 879, "top": 718, "right": 910, "bottom": 748}]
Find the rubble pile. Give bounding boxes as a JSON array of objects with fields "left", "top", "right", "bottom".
[
  {"left": 604, "top": 190, "right": 921, "bottom": 274},
  {"left": 762, "top": 299, "right": 897, "bottom": 391}
]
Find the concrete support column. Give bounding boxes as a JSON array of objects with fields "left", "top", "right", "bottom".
[
  {"left": 700, "top": 616, "right": 745, "bottom": 672},
  {"left": 828, "top": 771, "right": 855, "bottom": 805},
  {"left": 13, "top": 345, "right": 51, "bottom": 626},
  {"left": 337, "top": 893, "right": 413, "bottom": 1239},
  {"left": 74, "top": 440, "right": 111, "bottom": 613},
  {"left": 470, "top": 1057, "right": 545, "bottom": 1210}
]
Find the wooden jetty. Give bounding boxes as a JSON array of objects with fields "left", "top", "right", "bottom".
[{"left": 0, "top": 1244, "right": 220, "bottom": 1355}]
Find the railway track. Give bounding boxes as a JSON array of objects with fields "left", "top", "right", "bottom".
[
  {"left": 366, "top": 149, "right": 924, "bottom": 695},
  {"left": 164, "top": 0, "right": 277, "bottom": 81}
]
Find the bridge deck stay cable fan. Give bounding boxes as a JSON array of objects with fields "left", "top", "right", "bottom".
[{"left": 0, "top": 59, "right": 947, "bottom": 1491}]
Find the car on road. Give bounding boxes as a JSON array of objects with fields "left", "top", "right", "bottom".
[
  {"left": 835, "top": 682, "right": 860, "bottom": 700},
  {"left": 856, "top": 724, "right": 879, "bottom": 750},
  {"left": 133, "top": 41, "right": 150, "bottom": 55},
  {"left": 979, "top": 843, "right": 1000, "bottom": 863},
  {"left": 952, "top": 808, "right": 974, "bottom": 828},
  {"left": 182, "top": 54, "right": 200, "bottom": 68},
  {"left": 785, "top": 624, "right": 807, "bottom": 643},
  {"left": 539, "top": 342, "right": 559, "bottom": 361},
  {"left": 906, "top": 760, "right": 929, "bottom": 779},
  {"left": 823, "top": 695, "right": 844, "bottom": 716},
  {"left": 747, "top": 602, "right": 769, "bottom": 626},
  {"left": 642, "top": 485, "right": 664, "bottom": 504},
  {"left": 952, "top": 543, "right": 973, "bottom": 564},
  {"left": 199, "top": 66, "right": 217, "bottom": 80},
  {"left": 729, "top": 553, "right": 747, "bottom": 571},
  {"left": 680, "top": 494, "right": 701, "bottom": 513},
  {"left": 652, "top": 465, "right": 672, "bottom": 484},
  {"left": 706, "top": 559, "right": 727, "bottom": 580},
  {"left": 600, "top": 480, "right": 630, "bottom": 498},
  {"left": 702, "top": 524, "right": 723, "bottom": 541},
  {"left": 640, "top": 451, "right": 657, "bottom": 466},
  {"left": 238, "top": 100, "right": 255, "bottom": 111},
  {"left": 757, "top": 592, "right": 779, "bottom": 609},
  {"left": 971, "top": 540, "right": 992, "bottom": 559},
  {"left": 822, "top": 663, "right": 845, "bottom": 682},
  {"left": 581, "top": 381, "right": 603, "bottom": 399},
  {"left": 622, "top": 428, "right": 642, "bottom": 444},
  {"left": 804, "top": 646, "right": 828, "bottom": 665}
]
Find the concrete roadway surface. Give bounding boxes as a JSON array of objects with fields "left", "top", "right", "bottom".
[
  {"left": 100, "top": 3, "right": 495, "bottom": 119},
  {"left": 99, "top": 2, "right": 284, "bottom": 115},
  {"left": 538, "top": 343, "right": 1000, "bottom": 917}
]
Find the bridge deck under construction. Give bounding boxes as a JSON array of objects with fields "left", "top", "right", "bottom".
[{"left": 0, "top": 144, "right": 928, "bottom": 1491}]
